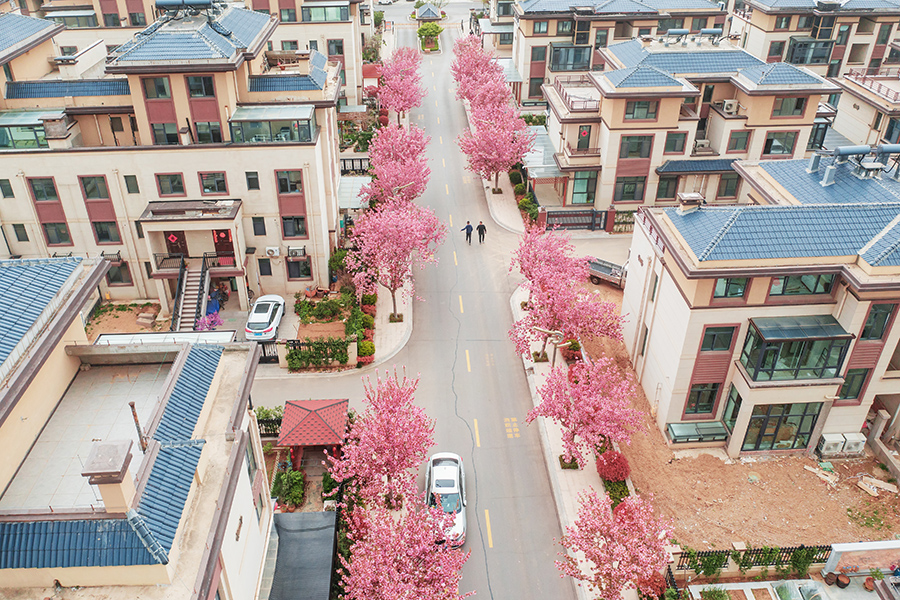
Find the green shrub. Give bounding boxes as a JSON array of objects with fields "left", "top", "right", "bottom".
[
  {"left": 361, "top": 293, "right": 377, "bottom": 306},
  {"left": 322, "top": 470, "right": 338, "bottom": 496},
  {"left": 294, "top": 297, "right": 313, "bottom": 320},
  {"left": 312, "top": 299, "right": 342, "bottom": 320},
  {"left": 345, "top": 306, "right": 366, "bottom": 338},
  {"left": 374, "top": 10, "right": 383, "bottom": 27},
  {"left": 272, "top": 469, "right": 305, "bottom": 507},
  {"left": 514, "top": 183, "right": 526, "bottom": 195},
  {"left": 508, "top": 170, "right": 522, "bottom": 185},
  {"left": 567, "top": 340, "right": 581, "bottom": 351},
  {"left": 518, "top": 197, "right": 535, "bottom": 212},
  {"left": 605, "top": 479, "right": 629, "bottom": 507},
  {"left": 358, "top": 340, "right": 375, "bottom": 357},
  {"left": 362, "top": 314, "right": 375, "bottom": 329},
  {"left": 255, "top": 405, "right": 284, "bottom": 420},
  {"left": 286, "top": 337, "right": 351, "bottom": 370},
  {"left": 340, "top": 284, "right": 355, "bottom": 297},
  {"left": 329, "top": 249, "right": 349, "bottom": 274},
  {"left": 700, "top": 588, "right": 728, "bottom": 600}
]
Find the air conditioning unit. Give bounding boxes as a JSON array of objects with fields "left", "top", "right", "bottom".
[
  {"left": 265, "top": 246, "right": 280, "bottom": 257},
  {"left": 722, "top": 99, "right": 739, "bottom": 115},
  {"left": 842, "top": 432, "right": 867, "bottom": 455},
  {"left": 817, "top": 433, "right": 845, "bottom": 456},
  {"left": 287, "top": 246, "right": 306, "bottom": 258},
  {"left": 694, "top": 139, "right": 710, "bottom": 149}
]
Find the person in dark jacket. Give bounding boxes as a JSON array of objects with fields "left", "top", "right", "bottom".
[
  {"left": 461, "top": 221, "right": 473, "bottom": 244},
  {"left": 476, "top": 221, "right": 487, "bottom": 243}
]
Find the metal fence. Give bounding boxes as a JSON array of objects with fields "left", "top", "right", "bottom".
[
  {"left": 257, "top": 418, "right": 282, "bottom": 437},
  {"left": 546, "top": 209, "right": 607, "bottom": 231},
  {"left": 675, "top": 544, "right": 832, "bottom": 571},
  {"left": 665, "top": 566, "right": 679, "bottom": 595},
  {"left": 259, "top": 341, "right": 279, "bottom": 364}
]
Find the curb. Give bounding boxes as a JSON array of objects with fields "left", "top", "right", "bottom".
[{"left": 357, "top": 297, "right": 414, "bottom": 372}]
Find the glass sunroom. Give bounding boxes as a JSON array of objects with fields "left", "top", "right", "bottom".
[
  {"left": 229, "top": 105, "right": 316, "bottom": 144},
  {"left": 739, "top": 315, "right": 852, "bottom": 381}
]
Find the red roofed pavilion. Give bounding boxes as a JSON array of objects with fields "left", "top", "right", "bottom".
[{"left": 277, "top": 399, "right": 349, "bottom": 448}]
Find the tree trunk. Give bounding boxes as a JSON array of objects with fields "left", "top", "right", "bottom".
[
  {"left": 494, "top": 171, "right": 500, "bottom": 190},
  {"left": 397, "top": 112, "right": 402, "bottom": 126},
  {"left": 390, "top": 287, "right": 399, "bottom": 318}
]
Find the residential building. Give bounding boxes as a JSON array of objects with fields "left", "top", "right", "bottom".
[
  {"left": 0, "top": 257, "right": 270, "bottom": 598},
  {"left": 830, "top": 65, "right": 900, "bottom": 146},
  {"left": 0, "top": 6, "right": 346, "bottom": 327},
  {"left": 508, "top": 0, "right": 726, "bottom": 106},
  {"left": 528, "top": 34, "right": 838, "bottom": 220},
  {"left": 727, "top": 0, "right": 900, "bottom": 81},
  {"left": 623, "top": 152, "right": 900, "bottom": 457}
]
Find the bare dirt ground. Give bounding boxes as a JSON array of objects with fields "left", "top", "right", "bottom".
[
  {"left": 581, "top": 282, "right": 900, "bottom": 549},
  {"left": 295, "top": 321, "right": 346, "bottom": 340},
  {"left": 86, "top": 302, "right": 161, "bottom": 341}
]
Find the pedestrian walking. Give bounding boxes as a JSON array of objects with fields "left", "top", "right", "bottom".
[
  {"left": 461, "top": 221, "right": 473, "bottom": 245},
  {"left": 476, "top": 221, "right": 487, "bottom": 244}
]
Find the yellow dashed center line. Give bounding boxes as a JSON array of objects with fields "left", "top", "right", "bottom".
[
  {"left": 435, "top": 100, "right": 439, "bottom": 107},
  {"left": 437, "top": 117, "right": 440, "bottom": 124},
  {"left": 474, "top": 418, "right": 480, "bottom": 447},
  {"left": 485, "top": 510, "right": 493, "bottom": 548},
  {"left": 465, "top": 349, "right": 471, "bottom": 372},
  {"left": 449, "top": 214, "right": 453, "bottom": 227},
  {"left": 445, "top": 183, "right": 450, "bottom": 195},
  {"left": 453, "top": 251, "right": 457, "bottom": 266},
  {"left": 439, "top": 136, "right": 443, "bottom": 144},
  {"left": 442, "top": 158, "right": 446, "bottom": 167},
  {"left": 459, "top": 295, "right": 464, "bottom": 313}
]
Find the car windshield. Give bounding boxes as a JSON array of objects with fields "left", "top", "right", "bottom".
[
  {"left": 247, "top": 304, "right": 274, "bottom": 330},
  {"left": 432, "top": 492, "right": 461, "bottom": 514},
  {"left": 246, "top": 321, "right": 271, "bottom": 331}
]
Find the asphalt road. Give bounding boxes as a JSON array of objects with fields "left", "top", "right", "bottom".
[{"left": 253, "top": 12, "right": 577, "bottom": 599}]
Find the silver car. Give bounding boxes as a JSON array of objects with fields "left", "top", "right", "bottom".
[
  {"left": 244, "top": 294, "right": 285, "bottom": 341},
  {"left": 425, "top": 452, "right": 467, "bottom": 547}
]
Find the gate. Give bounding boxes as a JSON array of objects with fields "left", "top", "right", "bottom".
[
  {"left": 340, "top": 157, "right": 370, "bottom": 175},
  {"left": 546, "top": 209, "right": 607, "bottom": 231},
  {"left": 259, "top": 341, "right": 279, "bottom": 364}
]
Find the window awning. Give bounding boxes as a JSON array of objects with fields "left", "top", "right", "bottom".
[
  {"left": 338, "top": 176, "right": 370, "bottom": 210},
  {"left": 47, "top": 9, "right": 96, "bottom": 17},
  {"left": 750, "top": 314, "right": 852, "bottom": 341},
  {"left": 0, "top": 109, "right": 65, "bottom": 127},
  {"left": 230, "top": 105, "right": 314, "bottom": 122}
]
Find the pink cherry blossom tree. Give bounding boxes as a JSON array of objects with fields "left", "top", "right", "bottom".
[
  {"left": 557, "top": 488, "right": 673, "bottom": 599},
  {"left": 376, "top": 47, "right": 427, "bottom": 124},
  {"left": 345, "top": 199, "right": 446, "bottom": 318},
  {"left": 458, "top": 103, "right": 534, "bottom": 191},
  {"left": 341, "top": 500, "right": 474, "bottom": 600},
  {"left": 362, "top": 124, "right": 431, "bottom": 205},
  {"left": 329, "top": 370, "right": 435, "bottom": 507},
  {"left": 527, "top": 358, "right": 642, "bottom": 468},
  {"left": 451, "top": 35, "right": 503, "bottom": 103}
]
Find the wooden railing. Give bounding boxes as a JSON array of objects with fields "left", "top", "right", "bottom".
[{"left": 154, "top": 253, "right": 184, "bottom": 270}]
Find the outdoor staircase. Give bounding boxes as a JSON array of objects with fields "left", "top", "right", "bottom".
[{"left": 176, "top": 269, "right": 203, "bottom": 331}]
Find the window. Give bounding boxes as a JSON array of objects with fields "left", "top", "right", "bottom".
[
  {"left": 130, "top": 12, "right": 146, "bottom": 26},
  {"left": 13, "top": 224, "right": 27, "bottom": 242},
  {"left": 723, "top": 386, "right": 742, "bottom": 433},
  {"left": 135, "top": 221, "right": 144, "bottom": 238},
  {"left": 252, "top": 217, "right": 266, "bottom": 236},
  {"left": 686, "top": 383, "right": 719, "bottom": 415},
  {"left": 157, "top": 173, "right": 185, "bottom": 196},
  {"left": 763, "top": 131, "right": 797, "bottom": 155},
  {"left": 308, "top": 40, "right": 318, "bottom": 52},
  {"left": 103, "top": 13, "right": 120, "bottom": 27},
  {"left": 878, "top": 23, "right": 892, "bottom": 45},
  {"left": 703, "top": 84, "right": 715, "bottom": 103},
  {"left": 151, "top": 123, "right": 179, "bottom": 145},
  {"left": 143, "top": 77, "right": 171, "bottom": 99},
  {"left": 498, "top": 32, "right": 513, "bottom": 46},
  {"left": 557, "top": 20, "right": 574, "bottom": 35},
  {"left": 280, "top": 8, "right": 297, "bottom": 21},
  {"left": 613, "top": 177, "right": 645, "bottom": 202},
  {"left": 640, "top": 324, "right": 648, "bottom": 356},
  {"left": 281, "top": 40, "right": 299, "bottom": 51},
  {"left": 277, "top": 170, "right": 303, "bottom": 194},
  {"left": 200, "top": 172, "right": 227, "bottom": 194},
  {"left": 124, "top": 175, "right": 139, "bottom": 194},
  {"left": 60, "top": 46, "right": 78, "bottom": 56},
  {"left": 107, "top": 263, "right": 132, "bottom": 285},
  {"left": 773, "top": 97, "right": 806, "bottom": 117},
  {"left": 497, "top": 1, "right": 513, "bottom": 15},
  {"left": 887, "top": 118, "right": 900, "bottom": 144},
  {"left": 594, "top": 29, "right": 608, "bottom": 47},
  {"left": 858, "top": 17, "right": 876, "bottom": 33},
  {"left": 49, "top": 13, "right": 97, "bottom": 27},
  {"left": 327, "top": 39, "right": 344, "bottom": 55},
  {"left": 624, "top": 100, "right": 657, "bottom": 120},
  {"left": 29, "top": 178, "right": 58, "bottom": 201},
  {"left": 728, "top": 130, "right": 750, "bottom": 152},
  {"left": 301, "top": 5, "right": 349, "bottom": 21},
  {"left": 787, "top": 39, "right": 833, "bottom": 64},
  {"left": 742, "top": 402, "right": 822, "bottom": 451},
  {"left": 529, "top": 77, "right": 544, "bottom": 97},
  {"left": 861, "top": 304, "right": 896, "bottom": 340},
  {"left": 196, "top": 122, "right": 222, "bottom": 143},
  {"left": 691, "top": 16, "right": 708, "bottom": 31},
  {"left": 739, "top": 328, "right": 849, "bottom": 381},
  {"left": 258, "top": 258, "right": 272, "bottom": 276},
  {"left": 874, "top": 112, "right": 884, "bottom": 132},
  {"left": 531, "top": 46, "right": 546, "bottom": 61},
  {"left": 0, "top": 179, "right": 13, "bottom": 198},
  {"left": 657, "top": 18, "right": 683, "bottom": 32},
  {"left": 287, "top": 257, "right": 312, "bottom": 279},
  {"left": 665, "top": 132, "right": 686, "bottom": 153},
  {"left": 571, "top": 171, "right": 597, "bottom": 204},
  {"left": 549, "top": 45, "right": 591, "bottom": 71},
  {"left": 714, "top": 277, "right": 747, "bottom": 298},
  {"left": 246, "top": 172, "right": 260, "bottom": 190},
  {"left": 186, "top": 76, "right": 215, "bottom": 98},
  {"left": 768, "top": 40, "right": 785, "bottom": 58},
  {"left": 702, "top": 326, "right": 736, "bottom": 352},
  {"left": 797, "top": 15, "right": 814, "bottom": 29},
  {"left": 80, "top": 176, "right": 109, "bottom": 199},
  {"left": 43, "top": 223, "right": 70, "bottom": 245},
  {"left": 110, "top": 116, "right": 123, "bottom": 132},
  {"left": 835, "top": 24, "right": 850, "bottom": 46},
  {"left": 534, "top": 21, "right": 548, "bottom": 34},
  {"left": 282, "top": 216, "right": 307, "bottom": 237},
  {"left": 770, "top": 274, "right": 835, "bottom": 296},
  {"left": 775, "top": 16, "right": 790, "bottom": 30},
  {"left": 650, "top": 272, "right": 658, "bottom": 300},
  {"left": 717, "top": 173, "right": 739, "bottom": 198},
  {"left": 657, "top": 176, "right": 677, "bottom": 199},
  {"left": 839, "top": 368, "right": 869, "bottom": 400},
  {"left": 93, "top": 221, "right": 121, "bottom": 243}
]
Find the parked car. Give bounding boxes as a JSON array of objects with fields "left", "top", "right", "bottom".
[
  {"left": 588, "top": 257, "right": 627, "bottom": 289},
  {"left": 377, "top": 0, "right": 393, "bottom": 4},
  {"left": 425, "top": 452, "right": 467, "bottom": 547},
  {"left": 244, "top": 294, "right": 285, "bottom": 341}
]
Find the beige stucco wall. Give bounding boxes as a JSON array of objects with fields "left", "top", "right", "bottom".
[
  {"left": 833, "top": 91, "right": 884, "bottom": 145},
  {"left": 2, "top": 563, "right": 169, "bottom": 588}
]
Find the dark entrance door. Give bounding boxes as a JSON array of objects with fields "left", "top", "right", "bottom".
[
  {"left": 164, "top": 231, "right": 188, "bottom": 256},
  {"left": 212, "top": 229, "right": 235, "bottom": 266}
]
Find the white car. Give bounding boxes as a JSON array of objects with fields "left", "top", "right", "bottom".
[
  {"left": 377, "top": 0, "right": 392, "bottom": 4},
  {"left": 425, "top": 452, "right": 467, "bottom": 547},
  {"left": 244, "top": 294, "right": 285, "bottom": 341}
]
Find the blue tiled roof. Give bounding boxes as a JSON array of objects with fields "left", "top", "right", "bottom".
[
  {"left": 759, "top": 160, "right": 900, "bottom": 205},
  {"left": 751, "top": 0, "right": 900, "bottom": 8},
  {"left": 0, "top": 519, "right": 155, "bottom": 569},
  {"left": 608, "top": 40, "right": 763, "bottom": 73},
  {"left": 153, "top": 345, "right": 223, "bottom": 442},
  {"left": 138, "top": 442, "right": 205, "bottom": 553},
  {"left": 605, "top": 65, "right": 682, "bottom": 88},
  {"left": 6, "top": 79, "right": 130, "bottom": 99},
  {"left": 249, "top": 74, "right": 324, "bottom": 92},
  {"left": 519, "top": 0, "right": 718, "bottom": 13},
  {"left": 738, "top": 62, "right": 822, "bottom": 86},
  {"left": 0, "top": 12, "right": 57, "bottom": 56},
  {"left": 594, "top": 0, "right": 657, "bottom": 12},
  {"left": 0, "top": 258, "right": 81, "bottom": 368},
  {"left": 310, "top": 49, "right": 327, "bottom": 70},
  {"left": 113, "top": 7, "right": 270, "bottom": 63},
  {"left": 658, "top": 159, "right": 735, "bottom": 173},
  {"left": 665, "top": 203, "right": 900, "bottom": 262},
  {"left": 417, "top": 3, "right": 441, "bottom": 17}
]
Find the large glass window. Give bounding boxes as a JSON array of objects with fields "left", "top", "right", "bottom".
[
  {"left": 713, "top": 277, "right": 747, "bottom": 298},
  {"left": 594, "top": 29, "right": 608, "bottom": 48},
  {"left": 624, "top": 100, "right": 657, "bottom": 120},
  {"left": 327, "top": 39, "right": 344, "bottom": 56},
  {"left": 187, "top": 76, "right": 215, "bottom": 98},
  {"left": 246, "top": 172, "right": 260, "bottom": 190},
  {"left": 571, "top": 171, "right": 597, "bottom": 205},
  {"left": 156, "top": 173, "right": 185, "bottom": 196},
  {"left": 497, "top": 1, "right": 513, "bottom": 15},
  {"left": 835, "top": 24, "right": 850, "bottom": 46},
  {"left": 861, "top": 304, "right": 896, "bottom": 340},
  {"left": 613, "top": 177, "right": 645, "bottom": 202},
  {"left": 742, "top": 402, "right": 822, "bottom": 451},
  {"left": 657, "top": 176, "right": 677, "bottom": 199},
  {"left": 301, "top": 5, "right": 349, "bottom": 21},
  {"left": 619, "top": 136, "right": 652, "bottom": 158},
  {"left": 702, "top": 326, "right": 735, "bottom": 352},
  {"left": 124, "top": 175, "right": 139, "bottom": 194},
  {"left": 196, "top": 122, "right": 222, "bottom": 143},
  {"left": 103, "top": 12, "right": 120, "bottom": 26},
  {"left": 723, "top": 386, "right": 742, "bottom": 433},
  {"left": 549, "top": 45, "right": 591, "bottom": 71},
  {"left": 282, "top": 216, "right": 307, "bottom": 238},
  {"left": 151, "top": 123, "right": 179, "bottom": 145},
  {"left": 287, "top": 257, "right": 312, "bottom": 279},
  {"left": 665, "top": 132, "right": 686, "bottom": 153},
  {"left": 839, "top": 368, "right": 869, "bottom": 400},
  {"left": 12, "top": 224, "right": 27, "bottom": 242},
  {"left": 739, "top": 327, "right": 849, "bottom": 381},
  {"left": 107, "top": 263, "right": 132, "bottom": 285},
  {"left": 768, "top": 40, "right": 785, "bottom": 59},
  {"left": 686, "top": 383, "right": 719, "bottom": 415},
  {"left": 763, "top": 131, "right": 797, "bottom": 155},
  {"left": 29, "top": 178, "right": 58, "bottom": 201},
  {"left": 557, "top": 20, "right": 574, "bottom": 35},
  {"left": 531, "top": 46, "right": 546, "bottom": 62},
  {"left": 657, "top": 18, "right": 683, "bottom": 32},
  {"left": 49, "top": 13, "right": 98, "bottom": 27},
  {"left": 280, "top": 8, "right": 297, "bottom": 21},
  {"left": 93, "top": 221, "right": 121, "bottom": 243},
  {"left": 717, "top": 173, "right": 739, "bottom": 198},
  {"left": 200, "top": 172, "right": 227, "bottom": 194},
  {"left": 787, "top": 39, "right": 834, "bottom": 65},
  {"left": 728, "top": 131, "right": 750, "bottom": 152},
  {"left": 0, "top": 125, "right": 48, "bottom": 149},
  {"left": 130, "top": 12, "right": 146, "bottom": 26},
  {"left": 80, "top": 176, "right": 109, "bottom": 199},
  {"left": 773, "top": 97, "right": 806, "bottom": 117},
  {"left": 878, "top": 23, "right": 893, "bottom": 45},
  {"left": 811, "top": 15, "right": 835, "bottom": 39},
  {"left": 43, "top": 222, "right": 70, "bottom": 245},
  {"left": 143, "top": 77, "right": 171, "bottom": 99},
  {"left": 252, "top": 216, "right": 266, "bottom": 235},
  {"left": 692, "top": 16, "right": 708, "bottom": 31},
  {"left": 277, "top": 170, "right": 303, "bottom": 194},
  {"left": 770, "top": 274, "right": 835, "bottom": 296},
  {"left": 534, "top": 21, "right": 548, "bottom": 34},
  {"left": 886, "top": 118, "right": 900, "bottom": 144},
  {"left": 230, "top": 117, "right": 315, "bottom": 144},
  {"left": 528, "top": 77, "right": 543, "bottom": 98},
  {"left": 0, "top": 179, "right": 13, "bottom": 198}
]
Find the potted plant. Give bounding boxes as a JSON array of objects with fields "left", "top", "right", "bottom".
[{"left": 272, "top": 467, "right": 306, "bottom": 511}]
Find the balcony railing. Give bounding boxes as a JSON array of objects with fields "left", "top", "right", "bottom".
[
  {"left": 553, "top": 75, "right": 600, "bottom": 112},
  {"left": 566, "top": 142, "right": 602, "bottom": 157},
  {"left": 154, "top": 253, "right": 184, "bottom": 270},
  {"left": 204, "top": 251, "right": 237, "bottom": 269},
  {"left": 845, "top": 67, "right": 900, "bottom": 103},
  {"left": 100, "top": 250, "right": 122, "bottom": 263}
]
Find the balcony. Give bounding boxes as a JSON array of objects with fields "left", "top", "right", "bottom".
[
  {"left": 552, "top": 75, "right": 601, "bottom": 112},
  {"left": 565, "top": 142, "right": 602, "bottom": 157},
  {"left": 845, "top": 67, "right": 900, "bottom": 104}
]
